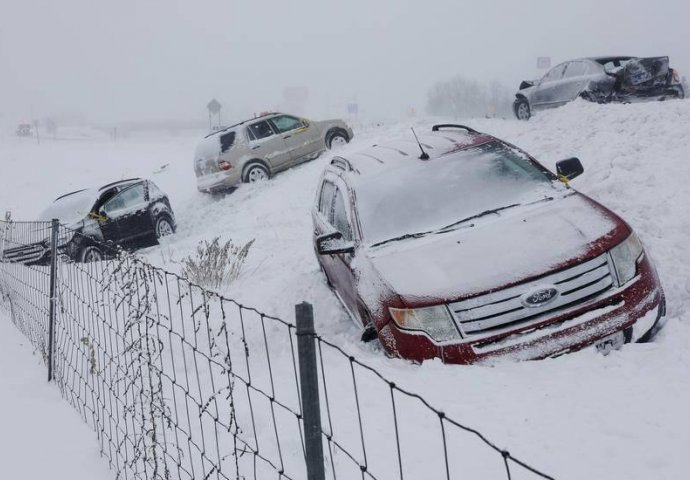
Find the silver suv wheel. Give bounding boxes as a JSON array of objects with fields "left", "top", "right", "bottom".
[
  {"left": 246, "top": 165, "right": 269, "bottom": 183},
  {"left": 329, "top": 134, "right": 348, "bottom": 149}
]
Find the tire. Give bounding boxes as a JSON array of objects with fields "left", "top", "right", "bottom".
[
  {"left": 327, "top": 131, "right": 349, "bottom": 149},
  {"left": 243, "top": 163, "right": 269, "bottom": 183},
  {"left": 514, "top": 98, "right": 531, "bottom": 120},
  {"left": 357, "top": 306, "right": 379, "bottom": 343},
  {"left": 79, "top": 245, "right": 104, "bottom": 263},
  {"left": 155, "top": 215, "right": 175, "bottom": 239}
]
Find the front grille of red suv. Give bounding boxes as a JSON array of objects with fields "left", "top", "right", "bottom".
[{"left": 449, "top": 253, "right": 615, "bottom": 337}]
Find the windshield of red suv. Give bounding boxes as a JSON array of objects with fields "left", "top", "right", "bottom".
[{"left": 356, "top": 141, "right": 560, "bottom": 247}]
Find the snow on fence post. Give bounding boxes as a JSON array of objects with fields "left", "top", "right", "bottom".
[
  {"left": 296, "top": 302, "right": 326, "bottom": 480},
  {"left": 47, "top": 218, "right": 58, "bottom": 382}
]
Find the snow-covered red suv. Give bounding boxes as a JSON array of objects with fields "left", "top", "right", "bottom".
[{"left": 312, "top": 124, "right": 666, "bottom": 364}]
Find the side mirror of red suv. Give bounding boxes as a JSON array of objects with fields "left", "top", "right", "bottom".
[
  {"left": 316, "top": 231, "right": 355, "bottom": 255},
  {"left": 556, "top": 157, "right": 584, "bottom": 182}
]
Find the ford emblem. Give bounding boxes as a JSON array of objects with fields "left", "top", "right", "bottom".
[{"left": 520, "top": 286, "right": 559, "bottom": 308}]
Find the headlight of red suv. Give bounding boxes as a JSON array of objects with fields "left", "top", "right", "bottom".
[
  {"left": 610, "top": 232, "right": 644, "bottom": 286},
  {"left": 389, "top": 306, "right": 461, "bottom": 342}
]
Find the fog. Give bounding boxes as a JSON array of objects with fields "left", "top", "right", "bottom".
[{"left": 1, "top": 0, "right": 689, "bottom": 125}]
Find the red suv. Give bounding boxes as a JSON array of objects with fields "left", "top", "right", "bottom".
[{"left": 312, "top": 125, "right": 666, "bottom": 364}]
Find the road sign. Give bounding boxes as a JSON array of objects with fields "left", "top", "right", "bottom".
[{"left": 537, "top": 57, "right": 551, "bottom": 69}]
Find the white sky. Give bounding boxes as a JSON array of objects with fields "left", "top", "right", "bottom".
[{"left": 1, "top": 0, "right": 689, "bottom": 123}]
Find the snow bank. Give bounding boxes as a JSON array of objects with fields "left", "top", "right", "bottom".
[
  {"left": 1, "top": 99, "right": 689, "bottom": 479},
  {"left": 0, "top": 312, "right": 112, "bottom": 480}
]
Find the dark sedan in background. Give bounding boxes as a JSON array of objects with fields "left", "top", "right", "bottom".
[
  {"left": 1, "top": 178, "right": 176, "bottom": 264},
  {"left": 514, "top": 56, "right": 685, "bottom": 120}
]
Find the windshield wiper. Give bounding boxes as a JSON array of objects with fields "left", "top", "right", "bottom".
[
  {"left": 370, "top": 230, "right": 433, "bottom": 248},
  {"left": 371, "top": 197, "right": 554, "bottom": 249},
  {"left": 437, "top": 203, "right": 522, "bottom": 232},
  {"left": 370, "top": 220, "right": 478, "bottom": 248},
  {"left": 438, "top": 196, "right": 555, "bottom": 233}
]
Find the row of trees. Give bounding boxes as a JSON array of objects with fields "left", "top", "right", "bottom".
[{"left": 427, "top": 76, "right": 514, "bottom": 119}]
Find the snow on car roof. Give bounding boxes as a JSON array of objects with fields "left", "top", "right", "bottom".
[
  {"left": 332, "top": 128, "right": 494, "bottom": 177},
  {"left": 203, "top": 112, "right": 279, "bottom": 139},
  {"left": 52, "top": 178, "right": 141, "bottom": 203},
  {"left": 97, "top": 178, "right": 141, "bottom": 192},
  {"left": 589, "top": 56, "right": 634, "bottom": 63}
]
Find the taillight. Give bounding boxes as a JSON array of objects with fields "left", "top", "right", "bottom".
[{"left": 218, "top": 160, "right": 232, "bottom": 171}]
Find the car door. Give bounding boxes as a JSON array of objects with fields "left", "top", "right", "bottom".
[
  {"left": 314, "top": 177, "right": 358, "bottom": 312},
  {"left": 532, "top": 63, "right": 568, "bottom": 108},
  {"left": 560, "top": 61, "right": 590, "bottom": 101},
  {"left": 245, "top": 119, "right": 291, "bottom": 171},
  {"left": 313, "top": 177, "right": 337, "bottom": 270},
  {"left": 327, "top": 184, "right": 359, "bottom": 318},
  {"left": 100, "top": 183, "right": 153, "bottom": 247},
  {"left": 270, "top": 114, "right": 322, "bottom": 165},
  {"left": 92, "top": 188, "right": 120, "bottom": 243}
]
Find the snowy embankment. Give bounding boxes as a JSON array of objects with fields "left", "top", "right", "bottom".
[
  {"left": 0, "top": 313, "right": 112, "bottom": 480},
  {"left": 1, "top": 100, "right": 689, "bottom": 479}
]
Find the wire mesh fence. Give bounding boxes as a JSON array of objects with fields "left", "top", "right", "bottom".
[{"left": 0, "top": 218, "right": 555, "bottom": 480}]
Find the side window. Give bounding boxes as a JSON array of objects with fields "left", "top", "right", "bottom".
[
  {"left": 333, "top": 188, "right": 353, "bottom": 241},
  {"left": 247, "top": 121, "right": 274, "bottom": 141},
  {"left": 220, "top": 131, "right": 236, "bottom": 152},
  {"left": 271, "top": 115, "right": 304, "bottom": 133},
  {"left": 542, "top": 64, "right": 566, "bottom": 83},
  {"left": 318, "top": 181, "right": 336, "bottom": 221},
  {"left": 564, "top": 62, "right": 586, "bottom": 78},
  {"left": 102, "top": 184, "right": 146, "bottom": 216}
]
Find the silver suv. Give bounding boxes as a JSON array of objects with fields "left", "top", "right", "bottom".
[{"left": 194, "top": 112, "right": 354, "bottom": 192}]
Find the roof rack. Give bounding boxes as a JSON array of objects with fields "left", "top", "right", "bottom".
[
  {"left": 431, "top": 124, "right": 479, "bottom": 134},
  {"left": 98, "top": 178, "right": 142, "bottom": 191},
  {"left": 203, "top": 112, "right": 279, "bottom": 138}
]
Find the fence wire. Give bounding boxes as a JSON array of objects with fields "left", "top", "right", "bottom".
[{"left": 0, "top": 219, "right": 555, "bottom": 480}]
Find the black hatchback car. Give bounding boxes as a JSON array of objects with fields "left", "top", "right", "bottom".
[
  {"left": 514, "top": 56, "right": 685, "bottom": 120},
  {"left": 2, "top": 178, "right": 176, "bottom": 264}
]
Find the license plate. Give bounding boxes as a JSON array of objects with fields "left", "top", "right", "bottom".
[{"left": 595, "top": 331, "right": 626, "bottom": 355}]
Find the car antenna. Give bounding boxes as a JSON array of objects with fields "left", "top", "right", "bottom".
[{"left": 411, "top": 127, "right": 429, "bottom": 160}]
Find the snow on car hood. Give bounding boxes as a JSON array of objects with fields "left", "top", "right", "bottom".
[
  {"left": 366, "top": 193, "right": 620, "bottom": 301},
  {"left": 39, "top": 189, "right": 98, "bottom": 225}
]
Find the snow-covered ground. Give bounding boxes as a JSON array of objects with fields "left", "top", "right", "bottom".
[
  {"left": 0, "top": 312, "right": 112, "bottom": 480},
  {"left": 1, "top": 99, "right": 689, "bottom": 479}
]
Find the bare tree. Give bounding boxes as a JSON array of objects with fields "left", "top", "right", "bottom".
[{"left": 427, "top": 76, "right": 513, "bottom": 119}]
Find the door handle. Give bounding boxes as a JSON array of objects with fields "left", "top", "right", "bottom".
[
  {"left": 251, "top": 145, "right": 260, "bottom": 150},
  {"left": 283, "top": 135, "right": 291, "bottom": 139}
]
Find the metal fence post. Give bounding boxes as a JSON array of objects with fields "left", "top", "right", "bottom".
[
  {"left": 295, "top": 302, "right": 326, "bottom": 480},
  {"left": 47, "top": 218, "right": 58, "bottom": 382}
]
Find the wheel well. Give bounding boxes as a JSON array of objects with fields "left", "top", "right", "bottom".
[
  {"left": 78, "top": 242, "right": 104, "bottom": 262},
  {"left": 155, "top": 213, "right": 176, "bottom": 232},
  {"left": 513, "top": 95, "right": 529, "bottom": 114},
  {"left": 326, "top": 127, "right": 349, "bottom": 143},
  {"left": 241, "top": 159, "right": 271, "bottom": 181}
]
